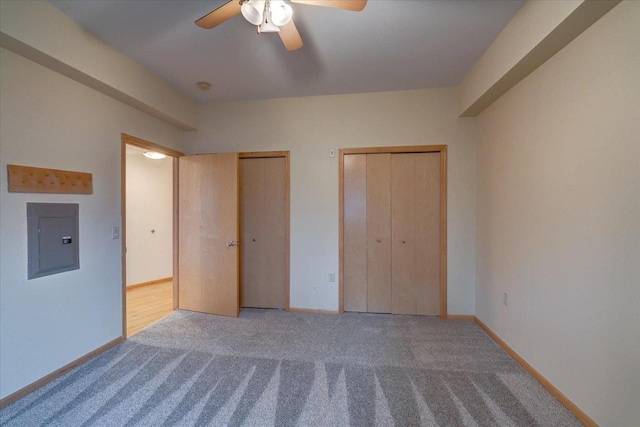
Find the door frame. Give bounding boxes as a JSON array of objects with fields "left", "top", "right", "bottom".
[
  {"left": 338, "top": 145, "right": 448, "bottom": 318},
  {"left": 121, "top": 133, "right": 184, "bottom": 338},
  {"left": 239, "top": 151, "right": 291, "bottom": 311}
]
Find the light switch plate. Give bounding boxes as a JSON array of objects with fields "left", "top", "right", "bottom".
[
  {"left": 112, "top": 226, "right": 120, "bottom": 240},
  {"left": 328, "top": 148, "right": 336, "bottom": 158}
]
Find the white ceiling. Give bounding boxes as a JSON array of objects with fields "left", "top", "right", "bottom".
[{"left": 49, "top": 0, "right": 524, "bottom": 104}]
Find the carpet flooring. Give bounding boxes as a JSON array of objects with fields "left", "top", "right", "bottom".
[{"left": 0, "top": 309, "right": 581, "bottom": 426}]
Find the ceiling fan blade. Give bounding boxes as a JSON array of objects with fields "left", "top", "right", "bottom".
[
  {"left": 290, "top": 0, "right": 367, "bottom": 12},
  {"left": 279, "top": 19, "right": 304, "bottom": 51},
  {"left": 195, "top": 0, "right": 242, "bottom": 29}
]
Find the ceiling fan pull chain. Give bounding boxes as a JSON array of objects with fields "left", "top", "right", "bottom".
[{"left": 265, "top": 1, "right": 270, "bottom": 24}]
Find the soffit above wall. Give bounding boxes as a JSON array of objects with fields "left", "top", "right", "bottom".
[
  {"left": 0, "top": 1, "right": 198, "bottom": 131},
  {"left": 458, "top": 0, "right": 622, "bottom": 117}
]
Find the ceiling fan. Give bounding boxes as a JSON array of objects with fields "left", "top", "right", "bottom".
[{"left": 195, "top": 0, "right": 368, "bottom": 51}]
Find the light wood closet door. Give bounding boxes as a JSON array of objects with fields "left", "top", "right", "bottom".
[
  {"left": 391, "top": 154, "right": 417, "bottom": 314},
  {"left": 390, "top": 152, "right": 440, "bottom": 315},
  {"left": 366, "top": 153, "right": 392, "bottom": 313},
  {"left": 343, "top": 150, "right": 441, "bottom": 316},
  {"left": 415, "top": 153, "right": 440, "bottom": 315},
  {"left": 241, "top": 158, "right": 262, "bottom": 307},
  {"left": 179, "top": 153, "right": 239, "bottom": 317},
  {"left": 343, "top": 154, "right": 367, "bottom": 312},
  {"left": 241, "top": 157, "right": 287, "bottom": 309}
]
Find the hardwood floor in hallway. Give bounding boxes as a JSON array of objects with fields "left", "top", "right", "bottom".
[{"left": 126, "top": 281, "right": 173, "bottom": 337}]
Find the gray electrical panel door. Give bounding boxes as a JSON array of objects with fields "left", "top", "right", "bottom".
[{"left": 27, "top": 203, "right": 79, "bottom": 279}]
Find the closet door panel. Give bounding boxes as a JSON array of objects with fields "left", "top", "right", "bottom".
[
  {"left": 241, "top": 158, "right": 263, "bottom": 308},
  {"left": 261, "top": 157, "right": 287, "bottom": 309},
  {"left": 344, "top": 154, "right": 368, "bottom": 312},
  {"left": 366, "top": 153, "right": 391, "bottom": 313},
  {"left": 391, "top": 154, "right": 417, "bottom": 315},
  {"left": 416, "top": 153, "right": 440, "bottom": 315},
  {"left": 241, "top": 157, "right": 287, "bottom": 309}
]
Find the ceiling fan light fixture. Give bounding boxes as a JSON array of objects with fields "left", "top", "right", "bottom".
[
  {"left": 270, "top": 0, "right": 293, "bottom": 26},
  {"left": 258, "top": 18, "right": 281, "bottom": 33},
  {"left": 241, "top": 0, "right": 265, "bottom": 26}
]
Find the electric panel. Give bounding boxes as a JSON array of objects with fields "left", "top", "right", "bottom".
[{"left": 27, "top": 203, "right": 79, "bottom": 279}]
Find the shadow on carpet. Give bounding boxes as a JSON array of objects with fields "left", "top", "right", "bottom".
[{"left": 0, "top": 309, "right": 581, "bottom": 426}]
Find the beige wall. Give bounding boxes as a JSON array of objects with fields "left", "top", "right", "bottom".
[
  {"left": 459, "top": 0, "right": 581, "bottom": 115},
  {"left": 125, "top": 148, "right": 173, "bottom": 286},
  {"left": 0, "top": 0, "right": 198, "bottom": 130},
  {"left": 0, "top": 47, "right": 184, "bottom": 399},
  {"left": 2, "top": 1, "right": 637, "bottom": 421},
  {"left": 186, "top": 87, "right": 478, "bottom": 314},
  {"left": 475, "top": 2, "right": 640, "bottom": 426}
]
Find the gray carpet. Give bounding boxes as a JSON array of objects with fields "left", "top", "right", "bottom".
[{"left": 0, "top": 309, "right": 581, "bottom": 426}]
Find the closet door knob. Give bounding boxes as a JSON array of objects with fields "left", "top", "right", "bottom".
[
  {"left": 402, "top": 240, "right": 406, "bottom": 244},
  {"left": 377, "top": 239, "right": 381, "bottom": 243}
]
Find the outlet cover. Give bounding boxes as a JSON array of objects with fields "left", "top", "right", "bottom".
[{"left": 328, "top": 272, "right": 336, "bottom": 282}]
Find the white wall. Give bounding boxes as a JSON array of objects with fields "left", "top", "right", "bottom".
[
  {"left": 0, "top": 47, "right": 184, "bottom": 399},
  {"left": 186, "top": 88, "right": 478, "bottom": 314},
  {"left": 475, "top": 2, "right": 640, "bottom": 426},
  {"left": 125, "top": 149, "right": 173, "bottom": 286}
]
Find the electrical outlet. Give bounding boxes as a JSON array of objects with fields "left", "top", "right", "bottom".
[
  {"left": 328, "top": 272, "right": 336, "bottom": 282},
  {"left": 503, "top": 291, "right": 508, "bottom": 306},
  {"left": 112, "top": 226, "right": 120, "bottom": 240}
]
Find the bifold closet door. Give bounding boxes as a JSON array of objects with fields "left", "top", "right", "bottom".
[
  {"left": 415, "top": 153, "right": 440, "bottom": 315},
  {"left": 343, "top": 154, "right": 367, "bottom": 312},
  {"left": 366, "top": 153, "right": 392, "bottom": 313},
  {"left": 241, "top": 157, "right": 287, "bottom": 309},
  {"left": 391, "top": 154, "right": 416, "bottom": 314},
  {"left": 391, "top": 152, "right": 440, "bottom": 315}
]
